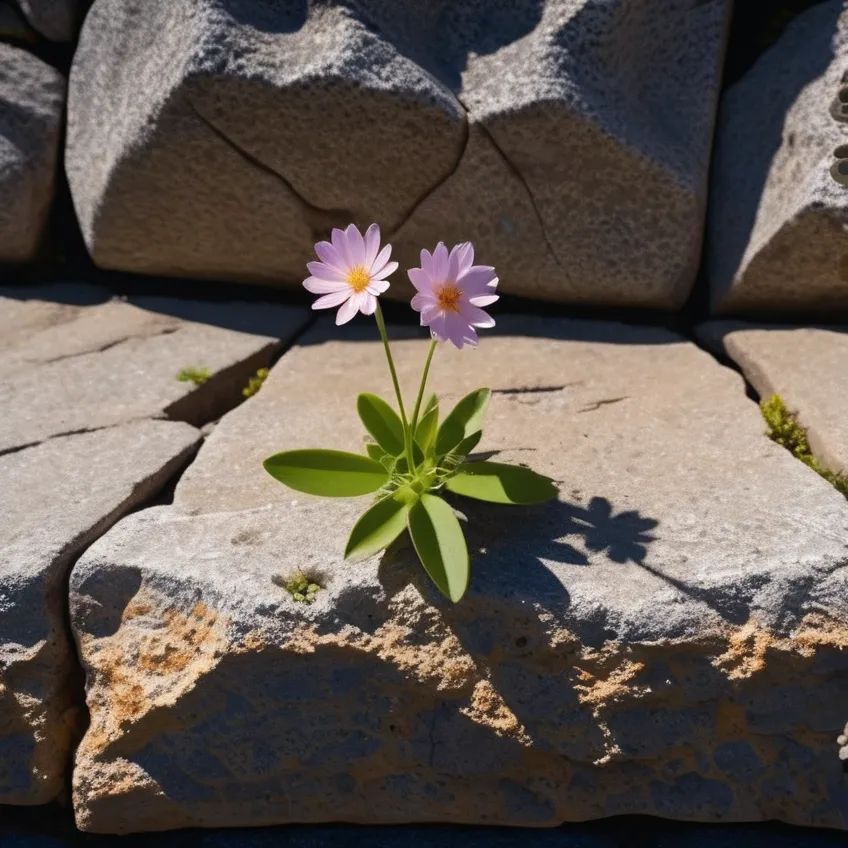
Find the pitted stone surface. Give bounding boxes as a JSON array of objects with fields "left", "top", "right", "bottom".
[
  {"left": 697, "top": 322, "right": 848, "bottom": 478},
  {"left": 708, "top": 1, "right": 848, "bottom": 313},
  {"left": 17, "top": 0, "right": 77, "bottom": 41},
  {"left": 0, "top": 44, "right": 64, "bottom": 263},
  {"left": 66, "top": 0, "right": 730, "bottom": 307},
  {"left": 70, "top": 317, "right": 848, "bottom": 833},
  {"left": 0, "top": 286, "right": 309, "bottom": 452},
  {"left": 0, "top": 419, "right": 200, "bottom": 805}
]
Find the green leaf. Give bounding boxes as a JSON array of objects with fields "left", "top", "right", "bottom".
[
  {"left": 435, "top": 388, "right": 491, "bottom": 457},
  {"left": 407, "top": 494, "right": 470, "bottom": 603},
  {"left": 345, "top": 496, "right": 410, "bottom": 562},
  {"left": 263, "top": 449, "right": 389, "bottom": 497},
  {"left": 445, "top": 461, "right": 558, "bottom": 504},
  {"left": 357, "top": 393, "right": 405, "bottom": 456},
  {"left": 415, "top": 394, "right": 439, "bottom": 455}
]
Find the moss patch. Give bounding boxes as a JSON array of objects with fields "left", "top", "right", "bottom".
[
  {"left": 273, "top": 572, "right": 323, "bottom": 604},
  {"left": 177, "top": 366, "right": 211, "bottom": 385},
  {"left": 761, "top": 395, "right": 848, "bottom": 497},
  {"left": 242, "top": 367, "right": 269, "bottom": 399}
]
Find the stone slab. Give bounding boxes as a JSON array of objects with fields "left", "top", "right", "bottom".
[
  {"left": 0, "top": 419, "right": 201, "bottom": 805},
  {"left": 697, "top": 322, "right": 848, "bottom": 477},
  {"left": 70, "top": 317, "right": 848, "bottom": 833},
  {"left": 0, "top": 286, "right": 310, "bottom": 453},
  {"left": 707, "top": 1, "right": 848, "bottom": 313}
]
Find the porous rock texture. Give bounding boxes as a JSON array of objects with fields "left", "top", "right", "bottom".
[
  {"left": 70, "top": 317, "right": 848, "bottom": 834},
  {"left": 17, "top": 0, "right": 78, "bottom": 41},
  {"left": 0, "top": 284, "right": 308, "bottom": 805},
  {"left": 0, "top": 44, "right": 64, "bottom": 263},
  {"left": 698, "top": 322, "right": 848, "bottom": 478},
  {"left": 66, "top": 0, "right": 731, "bottom": 307},
  {"left": 708, "top": 1, "right": 848, "bottom": 314}
]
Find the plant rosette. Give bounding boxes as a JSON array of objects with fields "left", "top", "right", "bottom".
[{"left": 263, "top": 224, "right": 558, "bottom": 602}]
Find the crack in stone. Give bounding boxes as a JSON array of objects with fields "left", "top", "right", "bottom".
[
  {"left": 0, "top": 423, "right": 133, "bottom": 458},
  {"left": 494, "top": 383, "right": 582, "bottom": 395},
  {"left": 578, "top": 396, "right": 629, "bottom": 413},
  {"left": 187, "top": 98, "right": 352, "bottom": 239},
  {"left": 34, "top": 325, "right": 181, "bottom": 366}
]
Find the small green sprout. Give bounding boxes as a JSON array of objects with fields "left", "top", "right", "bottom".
[
  {"left": 761, "top": 395, "right": 848, "bottom": 497},
  {"left": 273, "top": 572, "right": 322, "bottom": 604},
  {"left": 177, "top": 366, "right": 211, "bottom": 385},
  {"left": 242, "top": 368, "right": 269, "bottom": 398}
]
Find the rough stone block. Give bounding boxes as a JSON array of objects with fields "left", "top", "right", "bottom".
[{"left": 69, "top": 317, "right": 848, "bottom": 833}]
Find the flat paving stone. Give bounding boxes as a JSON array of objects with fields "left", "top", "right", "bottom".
[
  {"left": 69, "top": 317, "right": 848, "bottom": 833},
  {"left": 697, "top": 322, "right": 848, "bottom": 477}
]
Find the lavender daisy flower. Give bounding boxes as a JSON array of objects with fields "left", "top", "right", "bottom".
[
  {"left": 408, "top": 242, "right": 499, "bottom": 349},
  {"left": 304, "top": 223, "right": 398, "bottom": 325}
]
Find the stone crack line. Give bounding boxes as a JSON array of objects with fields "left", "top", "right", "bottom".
[
  {"left": 578, "top": 396, "right": 629, "bottom": 413},
  {"left": 34, "top": 325, "right": 181, "bottom": 366}
]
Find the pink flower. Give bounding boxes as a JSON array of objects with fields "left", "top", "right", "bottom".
[
  {"left": 408, "top": 242, "right": 499, "bottom": 349},
  {"left": 304, "top": 223, "right": 398, "bottom": 325}
]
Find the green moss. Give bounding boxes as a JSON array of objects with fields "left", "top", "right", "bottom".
[
  {"left": 761, "top": 395, "right": 848, "bottom": 497},
  {"left": 273, "top": 571, "right": 322, "bottom": 604},
  {"left": 177, "top": 366, "right": 211, "bottom": 385},
  {"left": 242, "top": 367, "right": 269, "bottom": 399}
]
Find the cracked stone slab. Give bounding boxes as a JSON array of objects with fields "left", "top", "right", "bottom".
[
  {"left": 697, "top": 322, "right": 848, "bottom": 478},
  {"left": 0, "top": 419, "right": 201, "bottom": 805},
  {"left": 69, "top": 316, "right": 848, "bottom": 833},
  {"left": 0, "top": 286, "right": 309, "bottom": 453},
  {"left": 707, "top": 1, "right": 848, "bottom": 313},
  {"left": 0, "top": 44, "right": 64, "bottom": 263},
  {"left": 66, "top": 0, "right": 729, "bottom": 308}
]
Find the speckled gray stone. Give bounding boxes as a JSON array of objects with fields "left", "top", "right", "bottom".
[
  {"left": 0, "top": 44, "right": 64, "bottom": 263},
  {"left": 697, "top": 322, "right": 848, "bottom": 478},
  {"left": 66, "top": 0, "right": 730, "bottom": 307},
  {"left": 17, "top": 0, "right": 77, "bottom": 41},
  {"left": 0, "top": 419, "right": 201, "bottom": 805},
  {"left": 70, "top": 317, "right": 848, "bottom": 834},
  {"left": 707, "top": 1, "right": 848, "bottom": 313}
]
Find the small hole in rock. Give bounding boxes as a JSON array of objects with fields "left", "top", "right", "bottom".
[
  {"left": 835, "top": 145, "right": 848, "bottom": 159},
  {"left": 515, "top": 636, "right": 528, "bottom": 648},
  {"left": 840, "top": 87, "right": 848, "bottom": 103}
]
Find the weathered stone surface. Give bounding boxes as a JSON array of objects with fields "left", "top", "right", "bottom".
[
  {"left": 0, "top": 285, "right": 309, "bottom": 452},
  {"left": 70, "top": 317, "right": 848, "bottom": 833},
  {"left": 66, "top": 0, "right": 730, "bottom": 307},
  {"left": 17, "top": 0, "right": 77, "bottom": 42},
  {"left": 0, "top": 45, "right": 64, "bottom": 263},
  {"left": 707, "top": 1, "right": 848, "bottom": 313},
  {"left": 697, "top": 322, "right": 848, "bottom": 478},
  {"left": 0, "top": 419, "right": 201, "bottom": 805}
]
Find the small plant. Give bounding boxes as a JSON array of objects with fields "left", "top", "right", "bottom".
[
  {"left": 761, "top": 395, "right": 848, "bottom": 497},
  {"left": 177, "top": 366, "right": 211, "bottom": 385},
  {"left": 274, "top": 572, "right": 322, "bottom": 604},
  {"left": 243, "top": 368, "right": 269, "bottom": 398},
  {"left": 263, "top": 224, "right": 558, "bottom": 604}
]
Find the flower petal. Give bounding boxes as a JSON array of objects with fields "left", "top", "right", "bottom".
[
  {"left": 370, "top": 244, "right": 393, "bottom": 276},
  {"left": 367, "top": 279, "right": 390, "bottom": 295},
  {"left": 420, "top": 248, "right": 435, "bottom": 279},
  {"left": 372, "top": 260, "right": 398, "bottom": 280},
  {"left": 411, "top": 292, "right": 436, "bottom": 312},
  {"left": 467, "top": 293, "right": 500, "bottom": 308},
  {"left": 447, "top": 244, "right": 462, "bottom": 282},
  {"left": 344, "top": 223, "right": 366, "bottom": 266},
  {"left": 427, "top": 312, "right": 449, "bottom": 342},
  {"left": 306, "top": 261, "right": 347, "bottom": 282},
  {"left": 303, "top": 276, "right": 349, "bottom": 295},
  {"left": 335, "top": 295, "right": 360, "bottom": 325},
  {"left": 331, "top": 228, "right": 352, "bottom": 266},
  {"left": 364, "top": 223, "right": 381, "bottom": 269},
  {"left": 314, "top": 240, "right": 348, "bottom": 272},
  {"left": 433, "top": 242, "right": 449, "bottom": 281},
  {"left": 358, "top": 291, "right": 378, "bottom": 315},
  {"left": 460, "top": 303, "right": 495, "bottom": 328},
  {"left": 312, "top": 289, "right": 352, "bottom": 310},
  {"left": 408, "top": 267, "right": 434, "bottom": 293},
  {"left": 456, "top": 242, "right": 474, "bottom": 273},
  {"left": 458, "top": 266, "right": 497, "bottom": 293}
]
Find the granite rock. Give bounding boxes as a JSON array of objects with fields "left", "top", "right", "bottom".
[
  {"left": 70, "top": 317, "right": 848, "bottom": 833},
  {"left": 0, "top": 45, "right": 64, "bottom": 263},
  {"left": 708, "top": 1, "right": 848, "bottom": 313},
  {"left": 0, "top": 419, "right": 200, "bottom": 805},
  {"left": 697, "top": 322, "right": 848, "bottom": 477},
  {"left": 66, "top": 0, "right": 730, "bottom": 307}
]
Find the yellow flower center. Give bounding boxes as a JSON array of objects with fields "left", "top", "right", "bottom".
[
  {"left": 436, "top": 282, "right": 463, "bottom": 313},
  {"left": 346, "top": 265, "right": 371, "bottom": 293}
]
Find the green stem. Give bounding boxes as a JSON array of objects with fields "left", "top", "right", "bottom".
[
  {"left": 374, "top": 303, "right": 414, "bottom": 469},
  {"left": 410, "top": 340, "right": 438, "bottom": 434}
]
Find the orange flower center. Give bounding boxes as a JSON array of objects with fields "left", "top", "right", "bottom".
[
  {"left": 347, "top": 266, "right": 371, "bottom": 293},
  {"left": 436, "top": 282, "right": 463, "bottom": 313}
]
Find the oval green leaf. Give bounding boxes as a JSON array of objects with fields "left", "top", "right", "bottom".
[
  {"left": 357, "top": 393, "right": 405, "bottom": 456},
  {"left": 345, "top": 496, "right": 410, "bottom": 562},
  {"left": 407, "top": 494, "right": 470, "bottom": 603},
  {"left": 445, "top": 461, "right": 558, "bottom": 505},
  {"left": 415, "top": 394, "right": 439, "bottom": 455},
  {"left": 263, "top": 449, "right": 389, "bottom": 497},
  {"left": 435, "top": 388, "right": 491, "bottom": 457}
]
